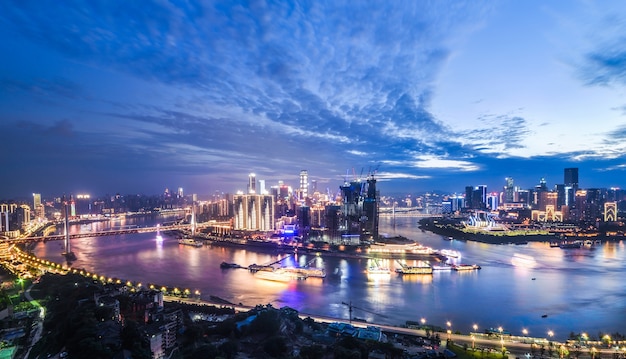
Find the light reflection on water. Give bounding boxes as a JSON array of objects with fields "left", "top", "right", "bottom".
[{"left": 32, "top": 215, "right": 626, "bottom": 340}]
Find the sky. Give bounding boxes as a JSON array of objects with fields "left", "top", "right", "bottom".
[{"left": 2, "top": 0, "right": 626, "bottom": 199}]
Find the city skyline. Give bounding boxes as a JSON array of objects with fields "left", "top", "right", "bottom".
[{"left": 2, "top": 1, "right": 626, "bottom": 198}]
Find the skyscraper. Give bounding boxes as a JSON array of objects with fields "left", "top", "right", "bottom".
[
  {"left": 503, "top": 178, "right": 514, "bottom": 203},
  {"left": 564, "top": 168, "right": 579, "bottom": 189},
  {"left": 564, "top": 168, "right": 579, "bottom": 207},
  {"left": 248, "top": 173, "right": 256, "bottom": 194},
  {"left": 299, "top": 170, "right": 308, "bottom": 200}
]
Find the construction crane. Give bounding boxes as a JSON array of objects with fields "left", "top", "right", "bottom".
[{"left": 341, "top": 301, "right": 388, "bottom": 324}]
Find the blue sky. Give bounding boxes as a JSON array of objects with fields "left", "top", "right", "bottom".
[{"left": 1, "top": 1, "right": 626, "bottom": 198}]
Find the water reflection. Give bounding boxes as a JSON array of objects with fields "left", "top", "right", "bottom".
[{"left": 30, "top": 215, "right": 626, "bottom": 340}]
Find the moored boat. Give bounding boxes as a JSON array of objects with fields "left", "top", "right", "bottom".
[
  {"left": 254, "top": 268, "right": 306, "bottom": 282},
  {"left": 432, "top": 263, "right": 453, "bottom": 271},
  {"left": 366, "top": 266, "right": 391, "bottom": 274},
  {"left": 453, "top": 264, "right": 481, "bottom": 271},
  {"left": 178, "top": 238, "right": 203, "bottom": 247},
  {"left": 559, "top": 241, "right": 582, "bottom": 249},
  {"left": 281, "top": 266, "right": 326, "bottom": 278},
  {"left": 395, "top": 260, "right": 433, "bottom": 274}
]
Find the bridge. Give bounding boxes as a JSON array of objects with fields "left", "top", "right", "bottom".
[{"left": 13, "top": 223, "right": 200, "bottom": 243}]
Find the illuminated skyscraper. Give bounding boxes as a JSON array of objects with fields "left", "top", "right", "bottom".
[
  {"left": 564, "top": 168, "right": 579, "bottom": 207},
  {"left": 564, "top": 168, "right": 579, "bottom": 188},
  {"left": 300, "top": 170, "right": 308, "bottom": 200},
  {"left": 233, "top": 193, "right": 275, "bottom": 231},
  {"left": 32, "top": 193, "right": 44, "bottom": 219},
  {"left": 503, "top": 178, "right": 514, "bottom": 203},
  {"left": 248, "top": 173, "right": 256, "bottom": 194},
  {"left": 32, "top": 193, "right": 41, "bottom": 211},
  {"left": 177, "top": 187, "right": 184, "bottom": 198}
]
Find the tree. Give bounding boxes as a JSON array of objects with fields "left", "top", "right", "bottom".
[
  {"left": 263, "top": 336, "right": 288, "bottom": 357},
  {"left": 300, "top": 344, "right": 326, "bottom": 359},
  {"left": 219, "top": 340, "right": 238, "bottom": 359}
]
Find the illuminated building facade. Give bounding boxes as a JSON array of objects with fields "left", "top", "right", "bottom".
[
  {"left": 531, "top": 205, "right": 563, "bottom": 222},
  {"left": 504, "top": 177, "right": 514, "bottom": 203},
  {"left": 299, "top": 170, "right": 308, "bottom": 200},
  {"left": 233, "top": 193, "right": 275, "bottom": 231},
  {"left": 604, "top": 202, "right": 617, "bottom": 222},
  {"left": 32, "top": 193, "right": 45, "bottom": 219},
  {"left": 564, "top": 168, "right": 579, "bottom": 207},
  {"left": 248, "top": 173, "right": 256, "bottom": 194},
  {"left": 338, "top": 175, "right": 378, "bottom": 243}
]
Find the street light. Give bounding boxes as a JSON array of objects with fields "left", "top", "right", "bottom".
[
  {"left": 447, "top": 321, "right": 452, "bottom": 340},
  {"left": 473, "top": 324, "right": 478, "bottom": 333}
]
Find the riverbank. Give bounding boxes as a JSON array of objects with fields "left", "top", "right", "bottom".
[{"left": 418, "top": 217, "right": 556, "bottom": 244}]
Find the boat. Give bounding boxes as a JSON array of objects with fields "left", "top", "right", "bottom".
[
  {"left": 541, "top": 314, "right": 548, "bottom": 318},
  {"left": 440, "top": 249, "right": 460, "bottom": 258},
  {"left": 220, "top": 262, "right": 241, "bottom": 269},
  {"left": 367, "top": 266, "right": 391, "bottom": 274},
  {"left": 453, "top": 264, "right": 481, "bottom": 271},
  {"left": 178, "top": 238, "right": 203, "bottom": 247},
  {"left": 395, "top": 260, "right": 433, "bottom": 275},
  {"left": 559, "top": 241, "right": 582, "bottom": 249},
  {"left": 254, "top": 268, "right": 305, "bottom": 282},
  {"left": 549, "top": 242, "right": 560, "bottom": 248},
  {"left": 280, "top": 266, "right": 327, "bottom": 278},
  {"left": 432, "top": 263, "right": 453, "bottom": 271}
]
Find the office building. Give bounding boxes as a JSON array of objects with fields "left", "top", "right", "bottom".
[
  {"left": 503, "top": 177, "right": 514, "bottom": 203},
  {"left": 299, "top": 170, "right": 308, "bottom": 200},
  {"left": 564, "top": 168, "right": 579, "bottom": 207},
  {"left": 248, "top": 173, "right": 256, "bottom": 194}
]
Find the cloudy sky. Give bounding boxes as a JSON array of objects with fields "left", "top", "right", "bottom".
[{"left": 2, "top": 1, "right": 626, "bottom": 198}]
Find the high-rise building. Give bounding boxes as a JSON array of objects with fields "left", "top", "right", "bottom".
[
  {"left": 233, "top": 193, "right": 274, "bottom": 231},
  {"left": 564, "top": 168, "right": 579, "bottom": 207},
  {"left": 503, "top": 178, "right": 514, "bottom": 203},
  {"left": 564, "top": 168, "right": 579, "bottom": 188},
  {"left": 299, "top": 170, "right": 308, "bottom": 200},
  {"left": 604, "top": 202, "right": 617, "bottom": 222},
  {"left": 32, "top": 193, "right": 41, "bottom": 211},
  {"left": 177, "top": 187, "right": 184, "bottom": 198},
  {"left": 486, "top": 192, "right": 499, "bottom": 210},
  {"left": 248, "top": 173, "right": 256, "bottom": 194},
  {"left": 337, "top": 175, "right": 378, "bottom": 243},
  {"left": 33, "top": 193, "right": 44, "bottom": 219}
]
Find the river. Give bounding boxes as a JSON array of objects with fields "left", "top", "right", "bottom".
[{"left": 31, "top": 214, "right": 626, "bottom": 341}]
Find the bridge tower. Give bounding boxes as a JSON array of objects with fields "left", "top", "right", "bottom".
[{"left": 62, "top": 197, "right": 77, "bottom": 262}]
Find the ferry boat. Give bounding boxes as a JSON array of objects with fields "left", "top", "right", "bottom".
[
  {"left": 395, "top": 261, "right": 433, "bottom": 275},
  {"left": 559, "top": 241, "right": 582, "bottom": 249},
  {"left": 178, "top": 238, "right": 203, "bottom": 247},
  {"left": 453, "top": 264, "right": 481, "bottom": 271},
  {"left": 280, "top": 266, "right": 327, "bottom": 278},
  {"left": 440, "top": 249, "right": 460, "bottom": 258},
  {"left": 432, "top": 263, "right": 453, "bottom": 271},
  {"left": 366, "top": 266, "right": 391, "bottom": 274},
  {"left": 254, "top": 269, "right": 305, "bottom": 282}
]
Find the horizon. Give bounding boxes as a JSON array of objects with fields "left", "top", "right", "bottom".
[{"left": 2, "top": 2, "right": 626, "bottom": 198}]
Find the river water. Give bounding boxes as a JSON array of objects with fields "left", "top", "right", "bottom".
[{"left": 32, "top": 214, "right": 626, "bottom": 341}]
